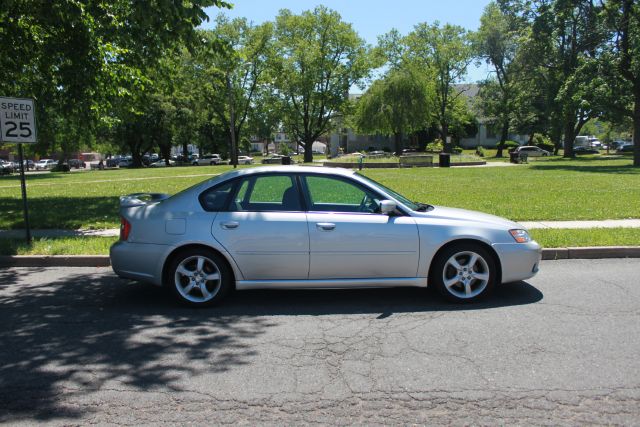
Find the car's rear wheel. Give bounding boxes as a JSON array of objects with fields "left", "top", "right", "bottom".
[
  {"left": 431, "top": 243, "right": 496, "bottom": 303},
  {"left": 166, "top": 248, "right": 232, "bottom": 307}
]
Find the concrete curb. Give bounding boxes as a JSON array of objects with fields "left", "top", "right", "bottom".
[
  {"left": 1, "top": 246, "right": 640, "bottom": 268},
  {"left": 540, "top": 246, "right": 640, "bottom": 260}
]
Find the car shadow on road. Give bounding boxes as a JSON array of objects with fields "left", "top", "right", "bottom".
[
  {"left": 0, "top": 270, "right": 541, "bottom": 423},
  {"left": 219, "top": 281, "right": 543, "bottom": 316}
]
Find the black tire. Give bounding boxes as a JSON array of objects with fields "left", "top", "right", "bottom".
[
  {"left": 430, "top": 243, "right": 497, "bottom": 303},
  {"left": 210, "top": 161, "right": 215, "bottom": 166},
  {"left": 165, "top": 248, "right": 233, "bottom": 307}
]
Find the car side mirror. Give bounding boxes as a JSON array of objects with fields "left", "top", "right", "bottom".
[{"left": 379, "top": 200, "right": 396, "bottom": 215}]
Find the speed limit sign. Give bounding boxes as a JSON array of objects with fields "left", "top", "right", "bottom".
[{"left": 0, "top": 97, "right": 37, "bottom": 143}]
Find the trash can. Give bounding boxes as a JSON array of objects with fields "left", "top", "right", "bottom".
[
  {"left": 439, "top": 153, "right": 451, "bottom": 168},
  {"left": 509, "top": 152, "right": 519, "bottom": 163},
  {"left": 281, "top": 156, "right": 291, "bottom": 165}
]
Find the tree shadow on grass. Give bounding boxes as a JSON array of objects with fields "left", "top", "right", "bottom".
[
  {"left": 0, "top": 196, "right": 119, "bottom": 229},
  {"left": 0, "top": 269, "right": 541, "bottom": 422},
  {"left": 529, "top": 157, "right": 639, "bottom": 174}
]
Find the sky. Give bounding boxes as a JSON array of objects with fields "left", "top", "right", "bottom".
[{"left": 202, "top": 0, "right": 494, "bottom": 86}]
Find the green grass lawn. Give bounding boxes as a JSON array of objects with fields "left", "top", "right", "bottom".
[
  {"left": 0, "top": 227, "right": 638, "bottom": 256},
  {"left": 0, "top": 156, "right": 638, "bottom": 230}
]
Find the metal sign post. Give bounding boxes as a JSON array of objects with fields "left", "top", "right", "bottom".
[
  {"left": 0, "top": 97, "right": 37, "bottom": 244},
  {"left": 17, "top": 143, "right": 31, "bottom": 243}
]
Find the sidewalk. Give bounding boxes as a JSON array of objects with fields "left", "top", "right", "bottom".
[{"left": 1, "top": 218, "right": 639, "bottom": 239}]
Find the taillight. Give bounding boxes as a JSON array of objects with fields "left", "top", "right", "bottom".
[{"left": 120, "top": 217, "right": 131, "bottom": 241}]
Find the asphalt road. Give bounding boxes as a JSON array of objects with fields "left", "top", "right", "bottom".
[{"left": 1, "top": 259, "right": 639, "bottom": 425}]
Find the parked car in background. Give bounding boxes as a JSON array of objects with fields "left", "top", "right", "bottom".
[
  {"left": 68, "top": 159, "right": 86, "bottom": 169},
  {"left": 617, "top": 144, "right": 634, "bottom": 154},
  {"left": 237, "top": 156, "right": 254, "bottom": 165},
  {"left": 0, "top": 160, "right": 15, "bottom": 175},
  {"left": 150, "top": 159, "right": 175, "bottom": 167},
  {"left": 21, "top": 160, "right": 34, "bottom": 170},
  {"left": 610, "top": 140, "right": 630, "bottom": 150},
  {"left": 194, "top": 154, "right": 222, "bottom": 166},
  {"left": 35, "top": 159, "right": 58, "bottom": 170},
  {"left": 573, "top": 146, "right": 600, "bottom": 155},
  {"left": 111, "top": 166, "right": 541, "bottom": 307},
  {"left": 513, "top": 146, "right": 551, "bottom": 157},
  {"left": 261, "top": 154, "right": 284, "bottom": 164},
  {"left": 118, "top": 157, "right": 133, "bottom": 168}
]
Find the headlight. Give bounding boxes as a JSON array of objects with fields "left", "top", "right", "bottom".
[{"left": 509, "top": 229, "right": 531, "bottom": 243}]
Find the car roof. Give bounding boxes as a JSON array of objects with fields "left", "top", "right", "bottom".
[{"left": 221, "top": 165, "right": 356, "bottom": 180}]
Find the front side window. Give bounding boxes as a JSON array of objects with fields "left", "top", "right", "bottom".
[
  {"left": 303, "top": 175, "right": 381, "bottom": 213},
  {"left": 232, "top": 174, "right": 302, "bottom": 212}
]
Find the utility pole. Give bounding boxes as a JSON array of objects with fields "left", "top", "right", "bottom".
[{"left": 226, "top": 74, "right": 237, "bottom": 168}]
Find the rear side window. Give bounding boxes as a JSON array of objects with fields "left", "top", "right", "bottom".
[
  {"left": 231, "top": 174, "right": 302, "bottom": 212},
  {"left": 199, "top": 181, "right": 234, "bottom": 211}
]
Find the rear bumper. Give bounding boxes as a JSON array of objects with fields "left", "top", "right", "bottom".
[
  {"left": 110, "top": 241, "right": 170, "bottom": 286},
  {"left": 492, "top": 241, "right": 542, "bottom": 283}
]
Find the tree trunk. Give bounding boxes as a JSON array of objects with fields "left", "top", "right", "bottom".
[
  {"left": 634, "top": 93, "right": 640, "bottom": 167},
  {"left": 496, "top": 120, "right": 509, "bottom": 158},
  {"left": 394, "top": 132, "right": 402, "bottom": 155},
  {"left": 303, "top": 139, "right": 313, "bottom": 163},
  {"left": 182, "top": 142, "right": 189, "bottom": 160},
  {"left": 562, "top": 117, "right": 576, "bottom": 158},
  {"left": 550, "top": 122, "right": 563, "bottom": 155},
  {"left": 441, "top": 123, "right": 451, "bottom": 153}
]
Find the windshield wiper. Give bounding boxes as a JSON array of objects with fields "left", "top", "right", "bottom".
[{"left": 415, "top": 202, "right": 434, "bottom": 212}]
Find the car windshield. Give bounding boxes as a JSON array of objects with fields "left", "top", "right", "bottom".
[{"left": 356, "top": 173, "right": 421, "bottom": 211}]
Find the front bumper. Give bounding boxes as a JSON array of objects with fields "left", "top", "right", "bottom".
[
  {"left": 492, "top": 241, "right": 542, "bottom": 283},
  {"left": 110, "top": 241, "right": 170, "bottom": 286}
]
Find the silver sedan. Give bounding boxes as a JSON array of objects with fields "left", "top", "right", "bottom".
[{"left": 110, "top": 166, "right": 541, "bottom": 306}]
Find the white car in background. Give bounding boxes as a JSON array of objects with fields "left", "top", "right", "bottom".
[
  {"left": 513, "top": 146, "right": 550, "bottom": 157},
  {"left": 35, "top": 159, "right": 58, "bottom": 170},
  {"left": 237, "top": 156, "right": 254, "bottom": 165},
  {"left": 194, "top": 154, "right": 222, "bottom": 166}
]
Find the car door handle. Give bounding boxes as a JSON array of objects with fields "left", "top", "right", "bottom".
[
  {"left": 316, "top": 222, "right": 336, "bottom": 231},
  {"left": 220, "top": 221, "right": 239, "bottom": 230}
]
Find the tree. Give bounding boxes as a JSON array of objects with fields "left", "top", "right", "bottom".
[
  {"left": 474, "top": 2, "right": 522, "bottom": 157},
  {"left": 269, "top": 6, "right": 373, "bottom": 163},
  {"left": 353, "top": 67, "right": 433, "bottom": 154},
  {"left": 406, "top": 22, "right": 473, "bottom": 152},
  {"left": 196, "top": 18, "right": 274, "bottom": 166},
  {"left": 605, "top": 0, "right": 640, "bottom": 166},
  {"left": 510, "top": 0, "right": 611, "bottom": 157},
  {"left": 0, "top": 0, "right": 229, "bottom": 157}
]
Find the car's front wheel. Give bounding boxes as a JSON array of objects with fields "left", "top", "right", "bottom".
[
  {"left": 431, "top": 243, "right": 497, "bottom": 303},
  {"left": 166, "top": 248, "right": 233, "bottom": 307}
]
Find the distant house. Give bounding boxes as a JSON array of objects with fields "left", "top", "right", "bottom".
[{"left": 456, "top": 84, "right": 529, "bottom": 149}]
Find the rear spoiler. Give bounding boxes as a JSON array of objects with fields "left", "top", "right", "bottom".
[{"left": 120, "top": 193, "right": 170, "bottom": 208}]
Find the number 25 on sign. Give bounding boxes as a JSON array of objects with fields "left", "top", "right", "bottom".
[{"left": 0, "top": 97, "right": 37, "bottom": 144}]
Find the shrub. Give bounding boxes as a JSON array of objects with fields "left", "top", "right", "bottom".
[
  {"left": 503, "top": 140, "right": 520, "bottom": 153},
  {"left": 426, "top": 139, "right": 444, "bottom": 152},
  {"left": 451, "top": 146, "right": 463, "bottom": 154},
  {"left": 475, "top": 145, "right": 486, "bottom": 157}
]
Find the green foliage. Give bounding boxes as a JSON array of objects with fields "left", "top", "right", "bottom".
[
  {"left": 406, "top": 22, "right": 473, "bottom": 151},
  {"left": 504, "top": 140, "right": 520, "bottom": 150},
  {"left": 269, "top": 6, "right": 374, "bottom": 162},
  {"left": 353, "top": 66, "right": 433, "bottom": 153},
  {"left": 426, "top": 140, "right": 444, "bottom": 152},
  {"left": 0, "top": 0, "right": 230, "bottom": 157}
]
